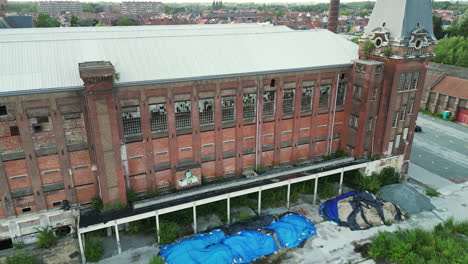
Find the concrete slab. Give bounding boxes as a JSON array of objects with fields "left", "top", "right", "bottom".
[{"left": 408, "top": 162, "right": 454, "bottom": 189}]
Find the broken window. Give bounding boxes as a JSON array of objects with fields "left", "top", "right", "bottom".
[
  {"left": 408, "top": 98, "right": 415, "bottom": 114},
  {"left": 0, "top": 106, "right": 7, "bottom": 116},
  {"left": 62, "top": 111, "right": 87, "bottom": 147},
  {"left": 222, "top": 96, "right": 235, "bottom": 123},
  {"left": 301, "top": 87, "right": 313, "bottom": 113},
  {"left": 21, "top": 207, "right": 32, "bottom": 213},
  {"left": 32, "top": 116, "right": 50, "bottom": 133},
  {"left": 367, "top": 119, "right": 373, "bottom": 131},
  {"left": 121, "top": 106, "right": 142, "bottom": 136},
  {"left": 149, "top": 103, "right": 167, "bottom": 133},
  {"left": 405, "top": 73, "right": 413, "bottom": 90},
  {"left": 371, "top": 85, "right": 378, "bottom": 101},
  {"left": 282, "top": 89, "right": 295, "bottom": 116},
  {"left": 270, "top": 79, "right": 276, "bottom": 87},
  {"left": 337, "top": 83, "right": 347, "bottom": 106},
  {"left": 175, "top": 101, "right": 192, "bottom": 130},
  {"left": 199, "top": 98, "right": 214, "bottom": 126},
  {"left": 400, "top": 105, "right": 407, "bottom": 121},
  {"left": 349, "top": 115, "right": 359, "bottom": 129},
  {"left": 263, "top": 91, "right": 275, "bottom": 117},
  {"left": 243, "top": 93, "right": 256, "bottom": 121},
  {"left": 398, "top": 73, "right": 406, "bottom": 91},
  {"left": 353, "top": 85, "right": 362, "bottom": 100},
  {"left": 411, "top": 72, "right": 420, "bottom": 90},
  {"left": 319, "top": 85, "right": 331, "bottom": 109},
  {"left": 9, "top": 126, "right": 19, "bottom": 136},
  {"left": 392, "top": 112, "right": 399, "bottom": 127}
]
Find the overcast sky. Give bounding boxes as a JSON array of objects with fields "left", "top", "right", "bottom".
[{"left": 10, "top": 0, "right": 451, "bottom": 3}]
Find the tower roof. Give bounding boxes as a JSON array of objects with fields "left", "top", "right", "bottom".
[{"left": 364, "top": 0, "right": 435, "bottom": 43}]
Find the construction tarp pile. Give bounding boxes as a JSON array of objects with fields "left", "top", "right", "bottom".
[
  {"left": 159, "top": 213, "right": 317, "bottom": 264},
  {"left": 319, "top": 191, "right": 404, "bottom": 230}
]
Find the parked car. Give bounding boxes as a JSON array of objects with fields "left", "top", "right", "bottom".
[{"left": 415, "top": 125, "right": 422, "bottom": 132}]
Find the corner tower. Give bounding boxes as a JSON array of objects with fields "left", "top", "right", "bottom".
[{"left": 351, "top": 0, "right": 436, "bottom": 175}]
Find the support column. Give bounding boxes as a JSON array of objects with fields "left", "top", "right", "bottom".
[
  {"left": 339, "top": 169, "right": 344, "bottom": 195},
  {"left": 114, "top": 224, "right": 122, "bottom": 255},
  {"left": 227, "top": 195, "right": 230, "bottom": 224},
  {"left": 140, "top": 91, "right": 156, "bottom": 191},
  {"left": 235, "top": 79, "right": 244, "bottom": 174},
  {"left": 313, "top": 176, "right": 318, "bottom": 204},
  {"left": 287, "top": 181, "right": 291, "bottom": 209},
  {"left": 155, "top": 212, "right": 160, "bottom": 244},
  {"left": 257, "top": 188, "right": 262, "bottom": 215},
  {"left": 78, "top": 233, "right": 86, "bottom": 264},
  {"left": 291, "top": 75, "right": 303, "bottom": 161},
  {"left": 193, "top": 203, "right": 197, "bottom": 234},
  {"left": 309, "top": 74, "right": 321, "bottom": 159},
  {"left": 0, "top": 160, "right": 16, "bottom": 217},
  {"left": 273, "top": 79, "right": 284, "bottom": 165},
  {"left": 214, "top": 84, "right": 224, "bottom": 176}
]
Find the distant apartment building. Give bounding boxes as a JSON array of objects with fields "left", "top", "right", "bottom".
[
  {"left": 121, "top": 1, "right": 164, "bottom": 15},
  {"left": 37, "top": 1, "right": 82, "bottom": 17}
]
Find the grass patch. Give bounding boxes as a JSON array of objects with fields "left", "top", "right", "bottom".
[
  {"left": 344, "top": 168, "right": 401, "bottom": 194},
  {"left": 84, "top": 236, "right": 104, "bottom": 262},
  {"left": 35, "top": 226, "right": 57, "bottom": 248},
  {"left": 149, "top": 256, "right": 165, "bottom": 264},
  {"left": 2, "top": 251, "right": 40, "bottom": 264},
  {"left": 158, "top": 221, "right": 181, "bottom": 245},
  {"left": 368, "top": 217, "right": 468, "bottom": 264},
  {"left": 425, "top": 187, "right": 440, "bottom": 197}
]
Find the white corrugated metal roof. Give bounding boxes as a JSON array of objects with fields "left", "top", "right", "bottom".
[{"left": 0, "top": 25, "right": 358, "bottom": 96}]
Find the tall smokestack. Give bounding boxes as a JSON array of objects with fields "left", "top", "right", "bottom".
[{"left": 328, "top": 0, "right": 340, "bottom": 33}]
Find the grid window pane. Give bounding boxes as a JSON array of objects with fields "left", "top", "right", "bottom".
[
  {"left": 243, "top": 93, "right": 256, "bottom": 120},
  {"left": 222, "top": 96, "right": 236, "bottom": 123},
  {"left": 199, "top": 98, "right": 214, "bottom": 126},
  {"left": 405, "top": 73, "right": 413, "bottom": 90},
  {"left": 263, "top": 91, "right": 275, "bottom": 117},
  {"left": 301, "top": 87, "right": 313, "bottom": 113},
  {"left": 149, "top": 103, "right": 167, "bottom": 132},
  {"left": 337, "top": 83, "right": 347, "bottom": 106},
  {"left": 398, "top": 73, "right": 406, "bottom": 91},
  {"left": 122, "top": 106, "right": 142, "bottom": 136},
  {"left": 411, "top": 72, "right": 420, "bottom": 90},
  {"left": 282, "top": 89, "right": 295, "bottom": 115},
  {"left": 319, "top": 85, "right": 331, "bottom": 109},
  {"left": 408, "top": 98, "right": 415, "bottom": 114},
  {"left": 175, "top": 101, "right": 191, "bottom": 130}
]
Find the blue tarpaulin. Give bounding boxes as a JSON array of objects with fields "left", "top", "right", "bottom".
[
  {"left": 159, "top": 213, "right": 317, "bottom": 264},
  {"left": 319, "top": 191, "right": 357, "bottom": 224}
]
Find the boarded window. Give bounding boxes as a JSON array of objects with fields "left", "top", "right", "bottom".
[
  {"left": 175, "top": 101, "right": 191, "bottom": 130},
  {"left": 199, "top": 98, "right": 214, "bottom": 126},
  {"left": 263, "top": 91, "right": 275, "bottom": 117},
  {"left": 395, "top": 135, "right": 401, "bottom": 149},
  {"left": 353, "top": 85, "right": 362, "bottom": 99},
  {"left": 282, "top": 89, "right": 295, "bottom": 116},
  {"left": 301, "top": 87, "right": 313, "bottom": 113},
  {"left": 243, "top": 93, "right": 256, "bottom": 121},
  {"left": 221, "top": 96, "right": 235, "bottom": 123},
  {"left": 387, "top": 141, "right": 394, "bottom": 156},
  {"left": 337, "top": 83, "right": 347, "bottom": 106},
  {"left": 372, "top": 85, "right": 378, "bottom": 100},
  {"left": 400, "top": 105, "right": 407, "bottom": 121},
  {"left": 319, "top": 85, "right": 331, "bottom": 109},
  {"left": 121, "top": 106, "right": 142, "bottom": 136},
  {"left": 349, "top": 115, "right": 359, "bottom": 129},
  {"left": 149, "top": 103, "right": 167, "bottom": 132}
]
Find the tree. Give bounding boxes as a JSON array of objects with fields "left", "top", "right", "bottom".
[
  {"left": 433, "top": 36, "right": 468, "bottom": 67},
  {"left": 433, "top": 15, "right": 444, "bottom": 39},
  {"left": 34, "top": 14, "right": 60, "bottom": 27},
  {"left": 456, "top": 11, "right": 468, "bottom": 37},
  {"left": 70, "top": 14, "right": 78, "bottom": 27},
  {"left": 78, "top": 18, "right": 98, "bottom": 27},
  {"left": 116, "top": 18, "right": 136, "bottom": 26}
]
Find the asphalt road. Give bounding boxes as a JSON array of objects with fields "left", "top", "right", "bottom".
[{"left": 410, "top": 113, "right": 468, "bottom": 183}]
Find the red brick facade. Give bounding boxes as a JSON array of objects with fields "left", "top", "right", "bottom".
[{"left": 0, "top": 45, "right": 432, "bottom": 219}]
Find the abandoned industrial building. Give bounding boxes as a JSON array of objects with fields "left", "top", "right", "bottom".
[{"left": 0, "top": 0, "right": 436, "bottom": 258}]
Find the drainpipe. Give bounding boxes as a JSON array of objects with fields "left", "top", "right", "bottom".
[{"left": 329, "top": 72, "right": 340, "bottom": 155}]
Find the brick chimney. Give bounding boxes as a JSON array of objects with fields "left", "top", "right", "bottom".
[{"left": 328, "top": 0, "right": 340, "bottom": 33}]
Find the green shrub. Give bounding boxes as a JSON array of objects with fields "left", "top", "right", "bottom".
[
  {"left": 90, "top": 196, "right": 103, "bottom": 211},
  {"left": 362, "top": 40, "right": 375, "bottom": 57},
  {"left": 238, "top": 211, "right": 254, "bottom": 221},
  {"left": 158, "top": 221, "right": 180, "bottom": 245},
  {"left": 102, "top": 200, "right": 127, "bottom": 212},
  {"left": 378, "top": 167, "right": 401, "bottom": 185},
  {"left": 35, "top": 226, "right": 57, "bottom": 248},
  {"left": 126, "top": 189, "right": 139, "bottom": 204},
  {"left": 149, "top": 256, "right": 164, "bottom": 264},
  {"left": 12, "top": 241, "right": 25, "bottom": 249},
  {"left": 3, "top": 251, "right": 39, "bottom": 264},
  {"left": 425, "top": 187, "right": 440, "bottom": 197},
  {"left": 84, "top": 236, "right": 104, "bottom": 262},
  {"left": 318, "top": 181, "right": 335, "bottom": 199},
  {"left": 334, "top": 148, "right": 347, "bottom": 158},
  {"left": 255, "top": 164, "right": 266, "bottom": 174},
  {"left": 354, "top": 172, "right": 381, "bottom": 193},
  {"left": 368, "top": 218, "right": 468, "bottom": 264}
]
